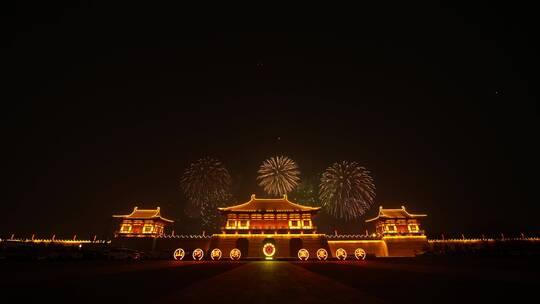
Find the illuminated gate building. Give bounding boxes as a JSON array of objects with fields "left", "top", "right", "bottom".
[
  {"left": 205, "top": 194, "right": 325, "bottom": 259},
  {"left": 365, "top": 206, "right": 427, "bottom": 236},
  {"left": 218, "top": 194, "right": 320, "bottom": 234},
  {"left": 113, "top": 206, "right": 173, "bottom": 237}
]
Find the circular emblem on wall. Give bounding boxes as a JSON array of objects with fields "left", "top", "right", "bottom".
[
  {"left": 192, "top": 248, "right": 204, "bottom": 260},
  {"left": 298, "top": 249, "right": 309, "bottom": 261},
  {"left": 230, "top": 248, "right": 241, "bottom": 260},
  {"left": 211, "top": 248, "right": 222, "bottom": 260},
  {"left": 336, "top": 248, "right": 347, "bottom": 260},
  {"left": 354, "top": 248, "right": 366, "bottom": 260},
  {"left": 316, "top": 248, "right": 328, "bottom": 261},
  {"left": 173, "top": 248, "right": 185, "bottom": 260},
  {"left": 263, "top": 243, "right": 276, "bottom": 258}
]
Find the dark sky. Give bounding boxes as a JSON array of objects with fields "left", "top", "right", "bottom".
[{"left": 2, "top": 3, "right": 538, "bottom": 238}]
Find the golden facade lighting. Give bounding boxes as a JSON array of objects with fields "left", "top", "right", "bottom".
[
  {"left": 366, "top": 206, "right": 427, "bottom": 236},
  {"left": 218, "top": 194, "right": 320, "bottom": 235},
  {"left": 113, "top": 206, "right": 173, "bottom": 238}
]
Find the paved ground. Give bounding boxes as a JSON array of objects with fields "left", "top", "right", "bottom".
[{"left": 1, "top": 257, "right": 537, "bottom": 303}]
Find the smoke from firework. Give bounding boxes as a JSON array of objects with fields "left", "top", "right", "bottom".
[
  {"left": 289, "top": 176, "right": 321, "bottom": 207},
  {"left": 319, "top": 161, "right": 375, "bottom": 220}
]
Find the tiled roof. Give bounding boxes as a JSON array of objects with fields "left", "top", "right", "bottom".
[
  {"left": 113, "top": 206, "right": 174, "bottom": 222},
  {"left": 365, "top": 206, "right": 427, "bottom": 222},
  {"left": 218, "top": 194, "right": 321, "bottom": 212}
]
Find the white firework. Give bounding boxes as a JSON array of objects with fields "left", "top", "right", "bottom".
[{"left": 257, "top": 156, "right": 300, "bottom": 196}]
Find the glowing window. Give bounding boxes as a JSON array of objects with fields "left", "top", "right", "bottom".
[
  {"left": 120, "top": 224, "right": 132, "bottom": 233},
  {"left": 264, "top": 214, "right": 275, "bottom": 220},
  {"left": 251, "top": 214, "right": 262, "bottom": 220},
  {"left": 276, "top": 214, "right": 287, "bottom": 220},
  {"left": 143, "top": 225, "right": 154, "bottom": 233},
  {"left": 290, "top": 214, "right": 300, "bottom": 219},
  {"left": 408, "top": 224, "right": 419, "bottom": 232},
  {"left": 303, "top": 220, "right": 311, "bottom": 227},
  {"left": 226, "top": 220, "right": 237, "bottom": 228},
  {"left": 386, "top": 224, "right": 397, "bottom": 232},
  {"left": 238, "top": 220, "right": 250, "bottom": 229},
  {"left": 289, "top": 220, "right": 301, "bottom": 229},
  {"left": 302, "top": 213, "right": 311, "bottom": 219},
  {"left": 239, "top": 214, "right": 250, "bottom": 219},
  {"left": 227, "top": 214, "right": 237, "bottom": 219}
]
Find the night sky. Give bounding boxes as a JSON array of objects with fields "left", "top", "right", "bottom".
[{"left": 2, "top": 3, "right": 538, "bottom": 238}]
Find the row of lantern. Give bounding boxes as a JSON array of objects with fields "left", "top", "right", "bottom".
[
  {"left": 172, "top": 248, "right": 242, "bottom": 261},
  {"left": 309, "top": 247, "right": 366, "bottom": 260},
  {"left": 173, "top": 247, "right": 366, "bottom": 261}
]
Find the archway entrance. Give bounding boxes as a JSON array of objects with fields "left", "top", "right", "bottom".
[
  {"left": 289, "top": 238, "right": 303, "bottom": 257},
  {"left": 236, "top": 238, "right": 249, "bottom": 258}
]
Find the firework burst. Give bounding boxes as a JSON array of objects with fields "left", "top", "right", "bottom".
[
  {"left": 319, "top": 161, "right": 375, "bottom": 220},
  {"left": 257, "top": 156, "right": 300, "bottom": 196},
  {"left": 180, "top": 157, "right": 232, "bottom": 230}
]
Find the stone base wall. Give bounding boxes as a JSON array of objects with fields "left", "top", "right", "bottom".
[
  {"left": 383, "top": 236, "right": 428, "bottom": 257},
  {"left": 209, "top": 234, "right": 327, "bottom": 259},
  {"left": 113, "top": 234, "right": 428, "bottom": 259},
  {"left": 327, "top": 240, "right": 388, "bottom": 258}
]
